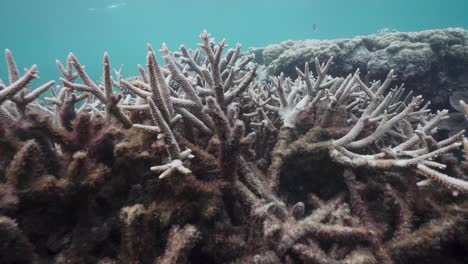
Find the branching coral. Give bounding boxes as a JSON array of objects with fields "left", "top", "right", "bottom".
[
  {"left": 1, "top": 32, "right": 468, "bottom": 264},
  {"left": 0, "top": 50, "right": 54, "bottom": 126}
]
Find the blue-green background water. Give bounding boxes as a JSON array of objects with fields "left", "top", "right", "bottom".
[{"left": 1, "top": 0, "right": 467, "bottom": 84}]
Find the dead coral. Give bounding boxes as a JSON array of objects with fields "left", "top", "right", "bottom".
[
  {"left": 1, "top": 32, "right": 468, "bottom": 264},
  {"left": 0, "top": 216, "right": 38, "bottom": 264}
]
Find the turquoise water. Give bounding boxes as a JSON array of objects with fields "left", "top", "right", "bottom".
[{"left": 1, "top": 0, "right": 467, "bottom": 83}]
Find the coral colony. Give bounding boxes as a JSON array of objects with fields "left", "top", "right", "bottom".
[{"left": 1, "top": 32, "right": 468, "bottom": 264}]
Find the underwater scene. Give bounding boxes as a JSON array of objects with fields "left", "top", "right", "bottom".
[{"left": 1, "top": 0, "right": 468, "bottom": 263}]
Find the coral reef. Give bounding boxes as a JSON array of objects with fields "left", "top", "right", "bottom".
[
  {"left": 1, "top": 32, "right": 468, "bottom": 264},
  {"left": 252, "top": 28, "right": 468, "bottom": 110}
]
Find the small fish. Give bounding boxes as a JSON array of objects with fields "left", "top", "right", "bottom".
[
  {"left": 449, "top": 91, "right": 468, "bottom": 118},
  {"left": 439, "top": 91, "right": 468, "bottom": 136},
  {"left": 120, "top": 76, "right": 146, "bottom": 96},
  {"left": 312, "top": 24, "right": 318, "bottom": 32},
  {"left": 107, "top": 2, "right": 127, "bottom": 9},
  {"left": 89, "top": 2, "right": 127, "bottom": 12}
]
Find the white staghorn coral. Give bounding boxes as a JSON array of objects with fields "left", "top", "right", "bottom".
[
  {"left": 0, "top": 50, "right": 54, "bottom": 126},
  {"left": 56, "top": 33, "right": 257, "bottom": 181},
  {"left": 3, "top": 32, "right": 468, "bottom": 264},
  {"left": 249, "top": 57, "right": 466, "bottom": 192}
]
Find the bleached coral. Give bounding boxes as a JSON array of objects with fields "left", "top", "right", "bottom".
[
  {"left": 1, "top": 32, "right": 468, "bottom": 264},
  {"left": 255, "top": 28, "right": 468, "bottom": 110}
]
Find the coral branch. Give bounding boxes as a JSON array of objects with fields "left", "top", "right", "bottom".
[{"left": 157, "top": 225, "right": 201, "bottom": 264}]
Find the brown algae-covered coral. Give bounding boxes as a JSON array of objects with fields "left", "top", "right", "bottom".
[{"left": 0, "top": 32, "right": 468, "bottom": 264}]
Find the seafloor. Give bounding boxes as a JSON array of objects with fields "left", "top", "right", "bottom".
[{"left": 1, "top": 28, "right": 468, "bottom": 264}]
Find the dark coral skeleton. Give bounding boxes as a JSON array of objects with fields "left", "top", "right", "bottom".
[{"left": 1, "top": 32, "right": 468, "bottom": 264}]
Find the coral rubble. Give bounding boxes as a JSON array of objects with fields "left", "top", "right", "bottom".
[{"left": 1, "top": 32, "right": 468, "bottom": 264}]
